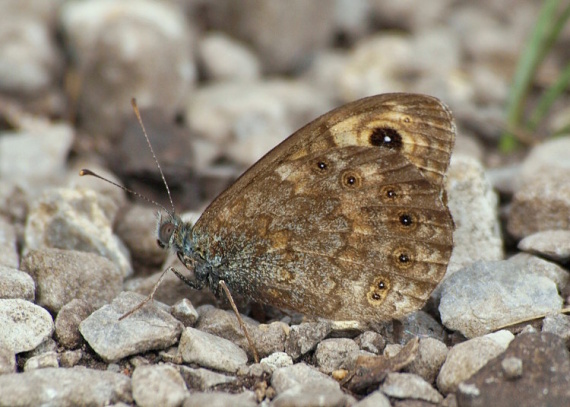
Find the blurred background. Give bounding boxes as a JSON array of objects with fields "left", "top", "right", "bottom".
[{"left": 1, "top": 0, "right": 569, "bottom": 281}]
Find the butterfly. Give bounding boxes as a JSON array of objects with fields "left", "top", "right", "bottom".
[{"left": 150, "top": 93, "right": 456, "bottom": 323}]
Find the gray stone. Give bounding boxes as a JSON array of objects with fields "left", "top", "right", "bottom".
[
  {"left": 55, "top": 298, "right": 94, "bottom": 349},
  {"left": 202, "top": 0, "right": 334, "bottom": 73},
  {"left": 0, "top": 299, "right": 53, "bottom": 353},
  {"left": 353, "top": 390, "right": 391, "bottom": 407},
  {"left": 439, "top": 261, "right": 562, "bottom": 338},
  {"left": 380, "top": 372, "right": 443, "bottom": 404},
  {"left": 182, "top": 391, "right": 257, "bottom": 407},
  {"left": 0, "top": 345, "right": 16, "bottom": 374},
  {"left": 0, "top": 2, "right": 61, "bottom": 96},
  {"left": 519, "top": 136, "right": 570, "bottom": 185},
  {"left": 0, "top": 216, "right": 19, "bottom": 268},
  {"left": 501, "top": 356, "right": 523, "bottom": 380},
  {"left": 59, "top": 349, "right": 83, "bottom": 368},
  {"left": 272, "top": 383, "right": 354, "bottom": 407},
  {"left": 271, "top": 362, "right": 340, "bottom": 394},
  {"left": 132, "top": 364, "right": 188, "bottom": 407},
  {"left": 355, "top": 331, "right": 385, "bottom": 354},
  {"left": 79, "top": 291, "right": 182, "bottom": 363},
  {"left": 23, "top": 351, "right": 59, "bottom": 371},
  {"left": 0, "top": 367, "right": 132, "bottom": 406},
  {"left": 314, "top": 338, "right": 360, "bottom": 374},
  {"left": 518, "top": 230, "right": 570, "bottom": 263},
  {"left": 60, "top": 0, "right": 195, "bottom": 137},
  {"left": 179, "top": 366, "right": 236, "bottom": 391},
  {"left": 260, "top": 352, "right": 293, "bottom": 373},
  {"left": 508, "top": 170, "right": 570, "bottom": 239},
  {"left": 542, "top": 314, "right": 570, "bottom": 345},
  {"left": 196, "top": 305, "right": 287, "bottom": 359},
  {"left": 339, "top": 34, "right": 414, "bottom": 99},
  {"left": 178, "top": 327, "right": 248, "bottom": 373},
  {"left": 373, "top": 311, "right": 446, "bottom": 345},
  {"left": 115, "top": 204, "right": 167, "bottom": 268},
  {"left": 21, "top": 248, "right": 122, "bottom": 313},
  {"left": 0, "top": 124, "right": 73, "bottom": 188},
  {"left": 170, "top": 298, "right": 198, "bottom": 327},
  {"left": 186, "top": 80, "right": 333, "bottom": 168},
  {"left": 405, "top": 337, "right": 448, "bottom": 384},
  {"left": 198, "top": 32, "right": 261, "bottom": 81},
  {"left": 507, "top": 253, "right": 569, "bottom": 292},
  {"left": 445, "top": 155, "right": 504, "bottom": 276},
  {"left": 284, "top": 321, "right": 332, "bottom": 360},
  {"left": 457, "top": 333, "right": 570, "bottom": 406},
  {"left": 437, "top": 330, "right": 514, "bottom": 395},
  {"left": 24, "top": 188, "right": 132, "bottom": 277},
  {"left": 0, "top": 266, "right": 35, "bottom": 300},
  {"left": 125, "top": 268, "right": 215, "bottom": 307}
]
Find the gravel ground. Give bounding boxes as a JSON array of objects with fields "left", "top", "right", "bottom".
[{"left": 1, "top": 1, "right": 569, "bottom": 406}]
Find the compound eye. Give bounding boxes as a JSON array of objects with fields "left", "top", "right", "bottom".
[{"left": 158, "top": 222, "right": 176, "bottom": 246}]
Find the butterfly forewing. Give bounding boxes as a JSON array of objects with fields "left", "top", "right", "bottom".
[{"left": 191, "top": 93, "right": 455, "bottom": 322}]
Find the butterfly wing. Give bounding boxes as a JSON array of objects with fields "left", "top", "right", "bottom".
[{"left": 192, "top": 93, "right": 455, "bottom": 321}]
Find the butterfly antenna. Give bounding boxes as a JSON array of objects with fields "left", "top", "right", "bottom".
[
  {"left": 79, "top": 169, "right": 172, "bottom": 215},
  {"left": 130, "top": 98, "right": 176, "bottom": 215}
]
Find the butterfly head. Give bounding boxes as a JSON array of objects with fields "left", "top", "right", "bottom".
[{"left": 156, "top": 211, "right": 192, "bottom": 254}]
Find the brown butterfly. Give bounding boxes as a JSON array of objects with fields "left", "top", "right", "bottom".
[{"left": 157, "top": 93, "right": 455, "bottom": 323}]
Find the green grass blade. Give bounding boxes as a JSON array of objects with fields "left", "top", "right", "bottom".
[{"left": 500, "top": 0, "right": 562, "bottom": 151}]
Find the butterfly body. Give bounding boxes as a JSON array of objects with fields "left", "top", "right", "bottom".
[{"left": 158, "top": 93, "right": 455, "bottom": 323}]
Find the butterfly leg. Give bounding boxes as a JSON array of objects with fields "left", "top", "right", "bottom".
[
  {"left": 119, "top": 267, "right": 171, "bottom": 320},
  {"left": 219, "top": 280, "right": 260, "bottom": 364}
]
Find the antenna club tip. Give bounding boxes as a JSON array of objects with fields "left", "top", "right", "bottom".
[
  {"left": 131, "top": 98, "right": 137, "bottom": 107},
  {"left": 79, "top": 169, "right": 93, "bottom": 177}
]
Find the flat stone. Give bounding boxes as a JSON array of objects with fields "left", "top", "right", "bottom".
[
  {"left": 182, "top": 391, "right": 257, "bottom": 407},
  {"left": 0, "top": 299, "right": 54, "bottom": 353},
  {"left": 196, "top": 305, "right": 288, "bottom": 359},
  {"left": 507, "top": 253, "right": 569, "bottom": 291},
  {"left": 132, "top": 364, "right": 188, "bottom": 407},
  {"left": 79, "top": 291, "right": 182, "bottom": 363},
  {"left": 314, "top": 338, "right": 360, "bottom": 374},
  {"left": 457, "top": 333, "right": 570, "bottom": 406},
  {"left": 380, "top": 372, "right": 443, "bottom": 404},
  {"left": 179, "top": 366, "right": 236, "bottom": 391},
  {"left": 271, "top": 362, "right": 340, "bottom": 395},
  {"left": 437, "top": 330, "right": 514, "bottom": 394},
  {"left": 24, "top": 187, "right": 132, "bottom": 278},
  {"left": 271, "top": 383, "right": 354, "bottom": 407},
  {"left": 353, "top": 390, "right": 391, "bottom": 407},
  {"left": 439, "top": 260, "right": 562, "bottom": 338},
  {"left": 178, "top": 327, "right": 248, "bottom": 373},
  {"left": 0, "top": 266, "right": 35, "bottom": 300},
  {"left": 0, "top": 367, "right": 132, "bottom": 406},
  {"left": 518, "top": 230, "right": 570, "bottom": 262},
  {"left": 22, "top": 248, "right": 122, "bottom": 313}
]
